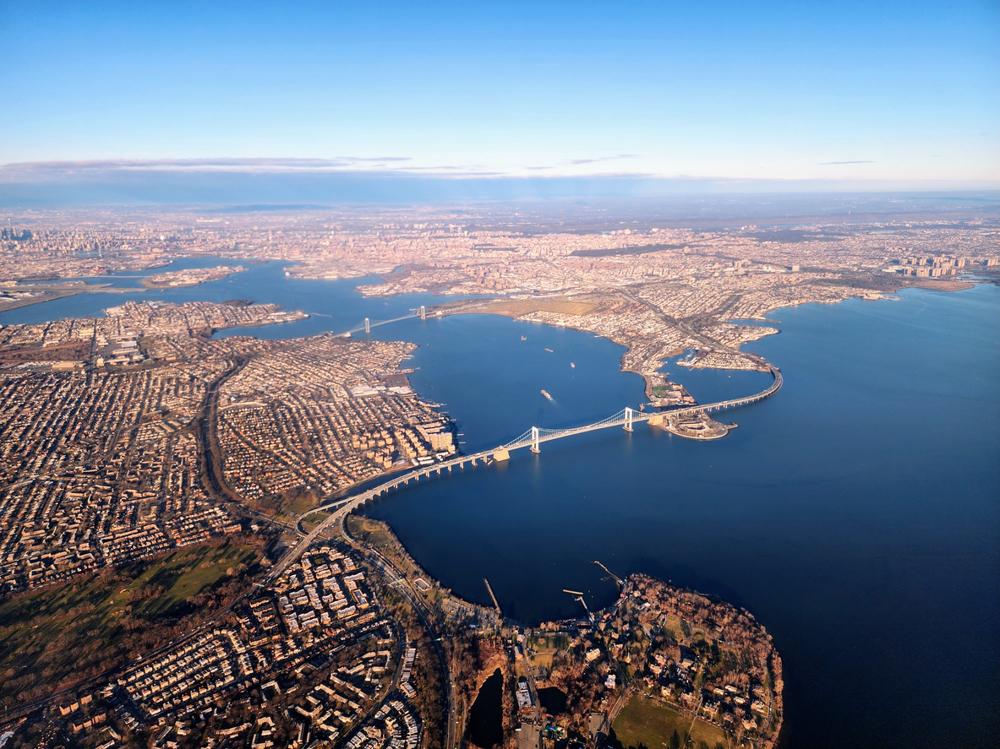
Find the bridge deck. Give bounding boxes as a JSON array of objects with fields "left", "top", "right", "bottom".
[{"left": 269, "top": 367, "right": 782, "bottom": 580}]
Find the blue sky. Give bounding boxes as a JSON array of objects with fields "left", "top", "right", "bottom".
[{"left": 1, "top": 0, "right": 998, "bottom": 187}]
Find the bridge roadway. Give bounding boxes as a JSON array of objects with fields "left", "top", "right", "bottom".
[
  {"left": 267, "top": 366, "right": 782, "bottom": 581},
  {"left": 337, "top": 303, "right": 488, "bottom": 337}
]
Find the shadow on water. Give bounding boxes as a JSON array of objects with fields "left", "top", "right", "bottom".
[
  {"left": 537, "top": 686, "right": 567, "bottom": 716},
  {"left": 466, "top": 668, "right": 503, "bottom": 748}
]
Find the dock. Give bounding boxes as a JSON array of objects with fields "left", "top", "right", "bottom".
[
  {"left": 563, "top": 589, "right": 594, "bottom": 622},
  {"left": 593, "top": 560, "right": 624, "bottom": 588},
  {"left": 483, "top": 577, "right": 502, "bottom": 616}
]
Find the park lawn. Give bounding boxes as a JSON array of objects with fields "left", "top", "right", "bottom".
[
  {"left": 477, "top": 297, "right": 599, "bottom": 317},
  {"left": 613, "top": 695, "right": 728, "bottom": 749},
  {"left": 530, "top": 649, "right": 555, "bottom": 670},
  {"left": 0, "top": 540, "right": 258, "bottom": 707},
  {"left": 664, "top": 614, "right": 684, "bottom": 640},
  {"left": 281, "top": 491, "right": 317, "bottom": 514},
  {"left": 527, "top": 632, "right": 570, "bottom": 670},
  {"left": 129, "top": 542, "right": 259, "bottom": 615}
]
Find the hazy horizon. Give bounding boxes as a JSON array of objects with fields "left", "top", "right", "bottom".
[
  {"left": 3, "top": 163, "right": 1000, "bottom": 210},
  {"left": 2, "top": 0, "right": 998, "bottom": 200}
]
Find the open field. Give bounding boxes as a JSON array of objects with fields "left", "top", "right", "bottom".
[
  {"left": 613, "top": 695, "right": 728, "bottom": 749},
  {"left": 526, "top": 632, "right": 570, "bottom": 670},
  {"left": 0, "top": 338, "right": 92, "bottom": 365},
  {"left": 472, "top": 296, "right": 601, "bottom": 317},
  {"left": 0, "top": 540, "right": 260, "bottom": 707},
  {"left": 269, "top": 488, "right": 319, "bottom": 525},
  {"left": 903, "top": 278, "right": 976, "bottom": 292}
]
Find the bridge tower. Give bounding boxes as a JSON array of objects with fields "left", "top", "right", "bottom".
[
  {"left": 624, "top": 407, "right": 634, "bottom": 432},
  {"left": 419, "top": 305, "right": 427, "bottom": 320},
  {"left": 364, "top": 317, "right": 371, "bottom": 334},
  {"left": 530, "top": 426, "right": 540, "bottom": 454}
]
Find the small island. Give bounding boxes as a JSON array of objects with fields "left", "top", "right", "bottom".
[{"left": 142, "top": 264, "right": 246, "bottom": 288}]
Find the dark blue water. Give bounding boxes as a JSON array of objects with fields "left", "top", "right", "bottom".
[
  {"left": 4, "top": 262, "right": 998, "bottom": 749},
  {"left": 466, "top": 668, "right": 503, "bottom": 748},
  {"left": 365, "top": 285, "right": 1000, "bottom": 749},
  {"left": 662, "top": 353, "right": 774, "bottom": 407}
]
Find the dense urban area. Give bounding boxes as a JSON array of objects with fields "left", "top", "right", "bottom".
[{"left": 0, "top": 206, "right": 997, "bottom": 748}]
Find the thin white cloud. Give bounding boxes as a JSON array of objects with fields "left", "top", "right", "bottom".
[
  {"left": 0, "top": 156, "right": 414, "bottom": 175},
  {"left": 568, "top": 153, "right": 637, "bottom": 166},
  {"left": 0, "top": 156, "right": 650, "bottom": 182}
]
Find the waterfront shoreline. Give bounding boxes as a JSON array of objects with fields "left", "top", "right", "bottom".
[{"left": 346, "top": 514, "right": 784, "bottom": 747}]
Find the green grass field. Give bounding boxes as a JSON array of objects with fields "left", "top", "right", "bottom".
[
  {"left": 526, "top": 632, "right": 570, "bottom": 669},
  {"left": 613, "top": 695, "right": 728, "bottom": 749},
  {"left": 120, "top": 541, "right": 257, "bottom": 615},
  {"left": 0, "top": 541, "right": 259, "bottom": 706}
]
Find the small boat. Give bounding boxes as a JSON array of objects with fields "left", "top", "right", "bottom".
[
  {"left": 540, "top": 389, "right": 555, "bottom": 402},
  {"left": 544, "top": 347, "right": 554, "bottom": 353},
  {"left": 520, "top": 335, "right": 527, "bottom": 342},
  {"left": 570, "top": 361, "right": 576, "bottom": 368}
]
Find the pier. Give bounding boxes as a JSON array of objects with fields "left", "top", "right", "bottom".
[
  {"left": 483, "top": 577, "right": 502, "bottom": 616},
  {"left": 593, "top": 560, "right": 624, "bottom": 589},
  {"left": 563, "top": 589, "right": 594, "bottom": 621}
]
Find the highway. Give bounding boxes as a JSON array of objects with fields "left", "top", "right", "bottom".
[
  {"left": 0, "top": 302, "right": 780, "bottom": 738},
  {"left": 259, "top": 302, "right": 783, "bottom": 748},
  {"left": 271, "top": 365, "right": 782, "bottom": 580},
  {"left": 339, "top": 519, "right": 458, "bottom": 749}
]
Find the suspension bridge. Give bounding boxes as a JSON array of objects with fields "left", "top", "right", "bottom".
[
  {"left": 499, "top": 365, "right": 781, "bottom": 453},
  {"left": 337, "top": 302, "right": 489, "bottom": 337},
  {"left": 269, "top": 365, "right": 782, "bottom": 580}
]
